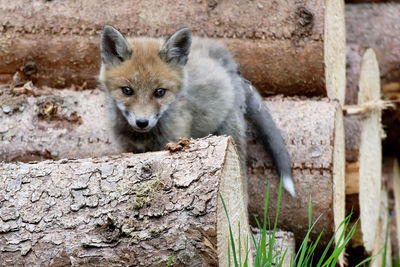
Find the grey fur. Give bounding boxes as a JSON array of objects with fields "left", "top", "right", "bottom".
[
  {"left": 159, "top": 27, "right": 192, "bottom": 66},
  {"left": 100, "top": 25, "right": 132, "bottom": 66},
  {"left": 100, "top": 27, "right": 295, "bottom": 197}
]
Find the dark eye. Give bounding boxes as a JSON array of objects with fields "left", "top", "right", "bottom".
[
  {"left": 154, "top": 88, "right": 166, "bottom": 98},
  {"left": 121, "top": 86, "right": 134, "bottom": 96}
]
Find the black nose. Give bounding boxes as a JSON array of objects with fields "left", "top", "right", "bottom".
[{"left": 136, "top": 119, "right": 149, "bottom": 128}]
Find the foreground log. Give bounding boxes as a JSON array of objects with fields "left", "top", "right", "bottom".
[
  {"left": 0, "top": 0, "right": 346, "bottom": 102},
  {"left": 346, "top": 3, "right": 400, "bottom": 154},
  {"left": 247, "top": 97, "right": 345, "bottom": 251},
  {"left": 0, "top": 136, "right": 253, "bottom": 266},
  {"left": 344, "top": 48, "right": 383, "bottom": 254}
]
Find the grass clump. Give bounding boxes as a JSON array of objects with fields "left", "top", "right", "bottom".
[{"left": 220, "top": 179, "right": 374, "bottom": 267}]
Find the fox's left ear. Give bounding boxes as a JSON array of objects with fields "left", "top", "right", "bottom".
[{"left": 159, "top": 27, "right": 192, "bottom": 66}]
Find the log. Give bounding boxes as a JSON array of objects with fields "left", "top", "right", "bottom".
[
  {"left": 0, "top": 83, "right": 123, "bottom": 162},
  {"left": 344, "top": 48, "right": 383, "bottom": 254},
  {"left": 0, "top": 135, "right": 253, "bottom": 266},
  {"left": 346, "top": 3, "right": 400, "bottom": 155},
  {"left": 251, "top": 227, "right": 296, "bottom": 266},
  {"left": 247, "top": 97, "right": 345, "bottom": 251},
  {"left": 0, "top": 85, "right": 346, "bottom": 252},
  {"left": 0, "top": 0, "right": 346, "bottom": 102},
  {"left": 384, "top": 157, "right": 400, "bottom": 261}
]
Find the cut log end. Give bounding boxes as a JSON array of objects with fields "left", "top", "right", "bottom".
[
  {"left": 345, "top": 48, "right": 382, "bottom": 254},
  {"left": 217, "top": 139, "right": 253, "bottom": 266},
  {"left": 358, "top": 48, "right": 381, "bottom": 104},
  {"left": 358, "top": 111, "right": 382, "bottom": 252},
  {"left": 324, "top": 0, "right": 346, "bottom": 104},
  {"left": 333, "top": 104, "right": 346, "bottom": 251}
]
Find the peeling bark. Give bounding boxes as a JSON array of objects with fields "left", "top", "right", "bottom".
[{"left": 0, "top": 136, "right": 253, "bottom": 266}]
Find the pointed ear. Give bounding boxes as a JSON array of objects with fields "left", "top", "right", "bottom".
[
  {"left": 159, "top": 27, "right": 192, "bottom": 66},
  {"left": 100, "top": 25, "right": 132, "bottom": 66}
]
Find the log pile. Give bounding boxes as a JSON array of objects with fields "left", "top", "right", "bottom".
[{"left": 0, "top": 0, "right": 398, "bottom": 264}]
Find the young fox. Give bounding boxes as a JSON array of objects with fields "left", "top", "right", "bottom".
[{"left": 99, "top": 26, "right": 295, "bottom": 196}]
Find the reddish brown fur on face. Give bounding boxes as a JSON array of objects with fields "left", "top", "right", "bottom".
[{"left": 102, "top": 38, "right": 184, "bottom": 118}]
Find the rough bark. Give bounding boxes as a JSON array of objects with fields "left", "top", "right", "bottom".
[
  {"left": 0, "top": 84, "right": 123, "bottom": 162},
  {"left": 251, "top": 228, "right": 296, "bottom": 266},
  {"left": 0, "top": 0, "right": 346, "bottom": 102},
  {"left": 246, "top": 97, "right": 345, "bottom": 251},
  {"left": 344, "top": 47, "right": 383, "bottom": 254},
  {"left": 0, "top": 86, "right": 346, "bottom": 252},
  {"left": 346, "top": 3, "right": 400, "bottom": 155},
  {"left": 0, "top": 135, "right": 253, "bottom": 266}
]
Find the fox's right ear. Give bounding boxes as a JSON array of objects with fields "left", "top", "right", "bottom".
[
  {"left": 159, "top": 27, "right": 192, "bottom": 66},
  {"left": 100, "top": 25, "right": 132, "bottom": 66}
]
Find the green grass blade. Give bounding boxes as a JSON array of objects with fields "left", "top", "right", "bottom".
[
  {"left": 382, "top": 217, "right": 390, "bottom": 267},
  {"left": 238, "top": 222, "right": 242, "bottom": 267},
  {"left": 294, "top": 213, "right": 323, "bottom": 266},
  {"left": 327, "top": 219, "right": 359, "bottom": 267},
  {"left": 267, "top": 179, "right": 283, "bottom": 264},
  {"left": 166, "top": 251, "right": 174, "bottom": 267},
  {"left": 316, "top": 212, "right": 354, "bottom": 267},
  {"left": 355, "top": 253, "right": 380, "bottom": 267},
  {"left": 243, "top": 236, "right": 249, "bottom": 267},
  {"left": 262, "top": 186, "right": 270, "bottom": 264},
  {"left": 278, "top": 248, "right": 288, "bottom": 267}
]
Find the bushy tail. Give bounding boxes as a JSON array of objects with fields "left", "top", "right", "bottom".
[{"left": 244, "top": 80, "right": 295, "bottom": 197}]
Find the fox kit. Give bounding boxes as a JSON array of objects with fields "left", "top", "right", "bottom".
[{"left": 99, "top": 26, "right": 295, "bottom": 196}]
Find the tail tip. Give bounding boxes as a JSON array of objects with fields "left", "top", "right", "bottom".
[{"left": 283, "top": 175, "right": 296, "bottom": 197}]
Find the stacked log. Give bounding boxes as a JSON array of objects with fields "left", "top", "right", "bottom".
[
  {"left": 346, "top": 3, "right": 400, "bottom": 155},
  {"left": 0, "top": 0, "right": 346, "bottom": 102},
  {"left": 344, "top": 49, "right": 383, "bottom": 255},
  {"left": 0, "top": 136, "right": 255, "bottom": 266},
  {"left": 247, "top": 98, "right": 345, "bottom": 250}
]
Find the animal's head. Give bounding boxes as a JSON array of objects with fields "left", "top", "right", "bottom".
[{"left": 99, "top": 26, "right": 192, "bottom": 132}]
